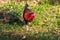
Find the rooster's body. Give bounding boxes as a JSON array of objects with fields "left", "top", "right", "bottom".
[{"left": 23, "top": 3, "right": 36, "bottom": 25}]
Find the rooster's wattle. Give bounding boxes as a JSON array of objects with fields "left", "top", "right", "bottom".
[{"left": 23, "top": 3, "right": 36, "bottom": 24}]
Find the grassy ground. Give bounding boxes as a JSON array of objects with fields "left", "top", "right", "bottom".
[{"left": 0, "top": 0, "right": 60, "bottom": 40}]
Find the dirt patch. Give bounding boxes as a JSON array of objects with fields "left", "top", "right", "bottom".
[{"left": 0, "top": 0, "right": 11, "bottom": 5}]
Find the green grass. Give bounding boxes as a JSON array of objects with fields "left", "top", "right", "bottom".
[{"left": 0, "top": 1, "right": 60, "bottom": 40}]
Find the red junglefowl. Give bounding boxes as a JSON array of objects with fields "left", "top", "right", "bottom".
[{"left": 23, "top": 3, "right": 36, "bottom": 25}]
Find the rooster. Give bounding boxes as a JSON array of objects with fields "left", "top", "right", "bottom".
[{"left": 23, "top": 3, "right": 36, "bottom": 25}]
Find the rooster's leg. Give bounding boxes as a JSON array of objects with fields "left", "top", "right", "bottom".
[{"left": 25, "top": 20, "right": 28, "bottom": 25}]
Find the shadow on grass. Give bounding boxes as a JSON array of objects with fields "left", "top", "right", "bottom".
[
  {"left": 0, "top": 10, "right": 25, "bottom": 27},
  {"left": 8, "top": 18, "right": 24, "bottom": 27}
]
